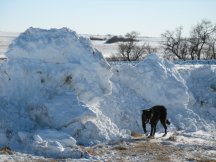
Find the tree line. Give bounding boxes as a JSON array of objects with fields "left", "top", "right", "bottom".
[
  {"left": 162, "top": 20, "right": 216, "bottom": 60},
  {"left": 107, "top": 19, "right": 216, "bottom": 61}
]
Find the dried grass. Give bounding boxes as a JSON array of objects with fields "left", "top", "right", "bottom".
[
  {"left": 113, "top": 145, "right": 128, "bottom": 150},
  {"left": 82, "top": 146, "right": 107, "bottom": 157},
  {"left": 131, "top": 132, "right": 143, "bottom": 138},
  {"left": 156, "top": 154, "right": 171, "bottom": 161},
  {"left": 0, "top": 146, "right": 13, "bottom": 155}
]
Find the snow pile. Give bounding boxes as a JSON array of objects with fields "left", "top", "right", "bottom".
[
  {"left": 101, "top": 54, "right": 214, "bottom": 133},
  {"left": 6, "top": 27, "right": 112, "bottom": 103},
  {"left": 0, "top": 27, "right": 122, "bottom": 158},
  {"left": 177, "top": 65, "right": 216, "bottom": 127},
  {"left": 115, "top": 54, "right": 189, "bottom": 108},
  {"left": 181, "top": 65, "right": 216, "bottom": 108},
  {"left": 100, "top": 54, "right": 188, "bottom": 133}
]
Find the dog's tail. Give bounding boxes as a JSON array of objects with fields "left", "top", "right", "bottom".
[{"left": 166, "top": 119, "right": 171, "bottom": 125}]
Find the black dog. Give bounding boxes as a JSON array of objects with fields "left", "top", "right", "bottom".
[{"left": 142, "top": 105, "right": 170, "bottom": 137}]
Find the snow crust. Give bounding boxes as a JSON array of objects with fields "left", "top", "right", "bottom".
[{"left": 0, "top": 27, "right": 215, "bottom": 159}]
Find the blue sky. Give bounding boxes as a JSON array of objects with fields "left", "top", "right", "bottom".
[{"left": 0, "top": 0, "right": 216, "bottom": 36}]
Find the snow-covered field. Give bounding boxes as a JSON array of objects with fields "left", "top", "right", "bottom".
[
  {"left": 0, "top": 28, "right": 216, "bottom": 161},
  {"left": 0, "top": 31, "right": 19, "bottom": 59},
  {"left": 91, "top": 36, "right": 163, "bottom": 58}
]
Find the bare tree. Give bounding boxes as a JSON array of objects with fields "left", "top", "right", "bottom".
[
  {"left": 189, "top": 20, "right": 216, "bottom": 60},
  {"left": 146, "top": 43, "right": 157, "bottom": 55},
  {"left": 118, "top": 31, "right": 155, "bottom": 61},
  {"left": 162, "top": 20, "right": 216, "bottom": 60},
  {"left": 208, "top": 37, "right": 216, "bottom": 59},
  {"left": 131, "top": 44, "right": 146, "bottom": 60},
  {"left": 118, "top": 31, "right": 138, "bottom": 61},
  {"left": 161, "top": 26, "right": 188, "bottom": 60}
]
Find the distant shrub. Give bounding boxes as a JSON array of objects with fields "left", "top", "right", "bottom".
[
  {"left": 105, "top": 36, "right": 136, "bottom": 44},
  {"left": 117, "top": 31, "right": 155, "bottom": 61},
  {"left": 90, "top": 36, "right": 106, "bottom": 41}
]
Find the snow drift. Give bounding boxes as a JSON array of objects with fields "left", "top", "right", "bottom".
[
  {"left": 101, "top": 55, "right": 215, "bottom": 133},
  {"left": 0, "top": 27, "right": 215, "bottom": 159},
  {"left": 177, "top": 64, "right": 216, "bottom": 128},
  {"left": 0, "top": 27, "right": 122, "bottom": 158},
  {"left": 113, "top": 55, "right": 189, "bottom": 108},
  {"left": 6, "top": 27, "right": 112, "bottom": 103}
]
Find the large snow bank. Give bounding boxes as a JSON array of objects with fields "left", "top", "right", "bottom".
[
  {"left": 6, "top": 27, "right": 112, "bottom": 103},
  {"left": 176, "top": 65, "right": 216, "bottom": 127},
  {"left": 100, "top": 54, "right": 189, "bottom": 133},
  {"left": 0, "top": 27, "right": 122, "bottom": 158},
  {"left": 101, "top": 55, "right": 215, "bottom": 134},
  {"left": 118, "top": 54, "right": 189, "bottom": 108}
]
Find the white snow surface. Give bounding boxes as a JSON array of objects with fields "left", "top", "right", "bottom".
[{"left": 0, "top": 28, "right": 215, "bottom": 159}]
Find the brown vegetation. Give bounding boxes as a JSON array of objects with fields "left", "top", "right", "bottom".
[{"left": 0, "top": 146, "right": 13, "bottom": 155}]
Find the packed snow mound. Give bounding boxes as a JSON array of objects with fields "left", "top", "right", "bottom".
[
  {"left": 177, "top": 65, "right": 216, "bottom": 126},
  {"left": 6, "top": 27, "right": 103, "bottom": 64},
  {"left": 0, "top": 27, "right": 121, "bottom": 158},
  {"left": 5, "top": 27, "right": 112, "bottom": 103},
  {"left": 101, "top": 55, "right": 214, "bottom": 133},
  {"left": 184, "top": 66, "right": 216, "bottom": 107},
  {"left": 111, "top": 54, "right": 189, "bottom": 108},
  {"left": 136, "top": 55, "right": 189, "bottom": 108}
]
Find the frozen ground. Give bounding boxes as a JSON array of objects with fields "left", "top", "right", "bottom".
[
  {"left": 0, "top": 29, "right": 216, "bottom": 161},
  {"left": 1, "top": 132, "right": 216, "bottom": 161}
]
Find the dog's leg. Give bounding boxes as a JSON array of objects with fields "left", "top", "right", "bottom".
[
  {"left": 142, "top": 122, "right": 147, "bottom": 134},
  {"left": 153, "top": 124, "right": 157, "bottom": 136},
  {"left": 142, "top": 116, "right": 148, "bottom": 136},
  {"left": 161, "top": 121, "right": 167, "bottom": 137},
  {"left": 147, "top": 123, "right": 153, "bottom": 138},
  {"left": 150, "top": 124, "right": 154, "bottom": 137},
  {"left": 149, "top": 122, "right": 157, "bottom": 137},
  {"left": 152, "top": 119, "right": 159, "bottom": 137}
]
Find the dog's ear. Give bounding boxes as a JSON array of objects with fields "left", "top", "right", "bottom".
[
  {"left": 142, "top": 109, "right": 150, "bottom": 115},
  {"left": 143, "top": 109, "right": 150, "bottom": 112}
]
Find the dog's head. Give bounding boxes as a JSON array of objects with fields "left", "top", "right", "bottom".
[{"left": 142, "top": 109, "right": 152, "bottom": 124}]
